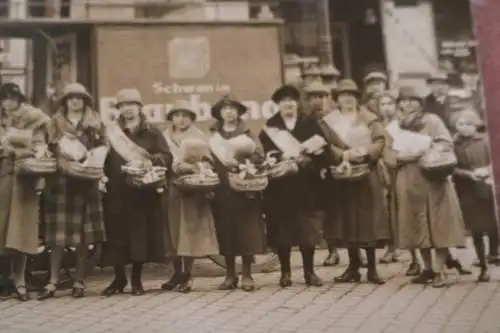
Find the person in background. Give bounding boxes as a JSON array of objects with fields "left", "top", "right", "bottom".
[
  {"left": 453, "top": 108, "right": 498, "bottom": 282},
  {"left": 101, "top": 89, "right": 170, "bottom": 296},
  {"left": 376, "top": 91, "right": 401, "bottom": 264},
  {"left": 394, "top": 86, "right": 466, "bottom": 288},
  {"left": 260, "top": 83, "right": 328, "bottom": 288},
  {"left": 39, "top": 83, "right": 107, "bottom": 300},
  {"left": 0, "top": 83, "right": 50, "bottom": 301},
  {"left": 209, "top": 95, "right": 267, "bottom": 292},
  {"left": 162, "top": 100, "right": 219, "bottom": 293}
]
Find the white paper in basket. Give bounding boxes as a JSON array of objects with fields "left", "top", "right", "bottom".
[
  {"left": 208, "top": 133, "right": 236, "bottom": 166},
  {"left": 322, "top": 111, "right": 372, "bottom": 148},
  {"left": 263, "top": 127, "right": 302, "bottom": 159},
  {"left": 386, "top": 120, "right": 432, "bottom": 155},
  {"left": 59, "top": 135, "right": 88, "bottom": 161}
]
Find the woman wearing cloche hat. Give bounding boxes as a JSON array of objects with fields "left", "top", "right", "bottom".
[
  {"left": 324, "top": 78, "right": 390, "bottom": 285},
  {"left": 259, "top": 83, "right": 330, "bottom": 288},
  {"left": 0, "top": 82, "right": 51, "bottom": 301},
  {"left": 208, "top": 94, "right": 268, "bottom": 292},
  {"left": 100, "top": 88, "right": 172, "bottom": 297},
  {"left": 40, "top": 82, "right": 107, "bottom": 300},
  {"left": 161, "top": 100, "right": 219, "bottom": 293}
]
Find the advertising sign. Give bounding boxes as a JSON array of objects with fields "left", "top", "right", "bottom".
[{"left": 95, "top": 24, "right": 283, "bottom": 133}]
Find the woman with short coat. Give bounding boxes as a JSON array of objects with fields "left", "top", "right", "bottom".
[
  {"left": 259, "top": 84, "right": 328, "bottom": 288},
  {"left": 39, "top": 83, "right": 108, "bottom": 300},
  {"left": 209, "top": 95, "right": 267, "bottom": 292},
  {"left": 101, "top": 89, "right": 171, "bottom": 296},
  {"left": 0, "top": 83, "right": 50, "bottom": 301}
]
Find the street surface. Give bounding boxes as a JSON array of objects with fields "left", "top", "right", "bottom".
[{"left": 0, "top": 244, "right": 499, "bottom": 333}]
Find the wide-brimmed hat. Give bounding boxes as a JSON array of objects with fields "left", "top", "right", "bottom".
[
  {"left": 271, "top": 85, "right": 301, "bottom": 103},
  {"left": 426, "top": 71, "right": 449, "bottom": 84},
  {"left": 166, "top": 99, "right": 197, "bottom": 121},
  {"left": 335, "top": 79, "right": 361, "bottom": 99},
  {"left": 115, "top": 88, "right": 143, "bottom": 108},
  {"left": 397, "top": 86, "right": 422, "bottom": 102},
  {"left": 60, "top": 82, "right": 93, "bottom": 105},
  {"left": 303, "top": 80, "right": 330, "bottom": 96},
  {"left": 0, "top": 82, "right": 27, "bottom": 103},
  {"left": 211, "top": 95, "right": 248, "bottom": 120}
]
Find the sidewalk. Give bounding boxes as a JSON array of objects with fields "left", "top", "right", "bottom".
[{"left": 0, "top": 247, "right": 499, "bottom": 333}]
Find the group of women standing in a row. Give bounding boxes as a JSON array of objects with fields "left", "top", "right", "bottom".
[{"left": 0, "top": 72, "right": 496, "bottom": 302}]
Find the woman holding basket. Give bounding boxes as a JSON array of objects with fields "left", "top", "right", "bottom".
[
  {"left": 391, "top": 86, "right": 466, "bottom": 288},
  {"left": 39, "top": 83, "right": 108, "bottom": 300},
  {"left": 259, "top": 84, "right": 329, "bottom": 288},
  {"left": 0, "top": 83, "right": 52, "bottom": 301},
  {"left": 161, "top": 100, "right": 219, "bottom": 293},
  {"left": 321, "top": 79, "right": 390, "bottom": 284},
  {"left": 209, "top": 95, "right": 267, "bottom": 292},
  {"left": 101, "top": 89, "right": 170, "bottom": 296}
]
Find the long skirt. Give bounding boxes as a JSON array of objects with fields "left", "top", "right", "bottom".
[
  {"left": 212, "top": 186, "right": 267, "bottom": 256},
  {"left": 42, "top": 174, "right": 106, "bottom": 248},
  {"left": 102, "top": 193, "right": 166, "bottom": 265},
  {"left": 165, "top": 186, "right": 219, "bottom": 257},
  {"left": 395, "top": 163, "right": 466, "bottom": 249},
  {"left": 0, "top": 158, "right": 40, "bottom": 255},
  {"left": 325, "top": 171, "right": 390, "bottom": 247}
]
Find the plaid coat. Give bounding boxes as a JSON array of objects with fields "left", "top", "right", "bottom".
[{"left": 42, "top": 107, "right": 106, "bottom": 247}]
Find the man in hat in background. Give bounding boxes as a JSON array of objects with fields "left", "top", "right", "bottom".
[{"left": 423, "top": 71, "right": 455, "bottom": 133}]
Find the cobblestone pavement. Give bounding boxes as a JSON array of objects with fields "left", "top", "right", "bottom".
[{"left": 1, "top": 244, "right": 500, "bottom": 333}]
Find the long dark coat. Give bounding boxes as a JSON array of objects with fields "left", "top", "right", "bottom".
[
  {"left": 43, "top": 108, "right": 106, "bottom": 248},
  {"left": 209, "top": 121, "right": 267, "bottom": 256},
  {"left": 259, "top": 113, "right": 328, "bottom": 249},
  {"left": 454, "top": 133, "right": 498, "bottom": 234},
  {"left": 101, "top": 118, "right": 172, "bottom": 265},
  {"left": 320, "top": 108, "right": 390, "bottom": 247}
]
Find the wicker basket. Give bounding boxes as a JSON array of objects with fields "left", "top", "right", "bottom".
[
  {"left": 266, "top": 160, "right": 298, "bottom": 179},
  {"left": 330, "top": 163, "right": 370, "bottom": 180},
  {"left": 173, "top": 173, "right": 220, "bottom": 191},
  {"left": 16, "top": 158, "right": 57, "bottom": 175},
  {"left": 59, "top": 159, "right": 104, "bottom": 180},
  {"left": 228, "top": 172, "right": 268, "bottom": 192},
  {"left": 125, "top": 167, "right": 167, "bottom": 188}
]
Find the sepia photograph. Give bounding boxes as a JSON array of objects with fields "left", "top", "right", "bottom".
[{"left": 0, "top": 0, "right": 499, "bottom": 332}]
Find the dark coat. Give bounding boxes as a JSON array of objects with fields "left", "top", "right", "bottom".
[
  {"left": 101, "top": 118, "right": 172, "bottom": 265},
  {"left": 259, "top": 113, "right": 329, "bottom": 248},
  {"left": 454, "top": 134, "right": 498, "bottom": 234},
  {"left": 320, "top": 108, "right": 390, "bottom": 247},
  {"left": 209, "top": 121, "right": 267, "bottom": 256},
  {"left": 424, "top": 94, "right": 455, "bottom": 133}
]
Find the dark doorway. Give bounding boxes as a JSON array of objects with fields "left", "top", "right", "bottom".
[{"left": 330, "top": 0, "right": 386, "bottom": 85}]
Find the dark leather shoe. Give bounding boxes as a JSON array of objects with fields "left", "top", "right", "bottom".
[
  {"left": 367, "top": 271, "right": 386, "bottom": 285},
  {"left": 446, "top": 258, "right": 472, "bottom": 275},
  {"left": 405, "top": 262, "right": 421, "bottom": 276},
  {"left": 161, "top": 273, "right": 183, "bottom": 291},
  {"left": 217, "top": 277, "right": 238, "bottom": 290},
  {"left": 411, "top": 269, "right": 435, "bottom": 284},
  {"left": 478, "top": 268, "right": 491, "bottom": 283},
  {"left": 334, "top": 268, "right": 361, "bottom": 283},
  {"left": 279, "top": 273, "right": 292, "bottom": 288},
  {"left": 101, "top": 279, "right": 127, "bottom": 297},
  {"left": 305, "top": 272, "right": 323, "bottom": 287},
  {"left": 71, "top": 281, "right": 85, "bottom": 298},
  {"left": 131, "top": 283, "right": 145, "bottom": 296}
]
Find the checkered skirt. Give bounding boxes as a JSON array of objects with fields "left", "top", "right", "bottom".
[{"left": 42, "top": 173, "right": 106, "bottom": 247}]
